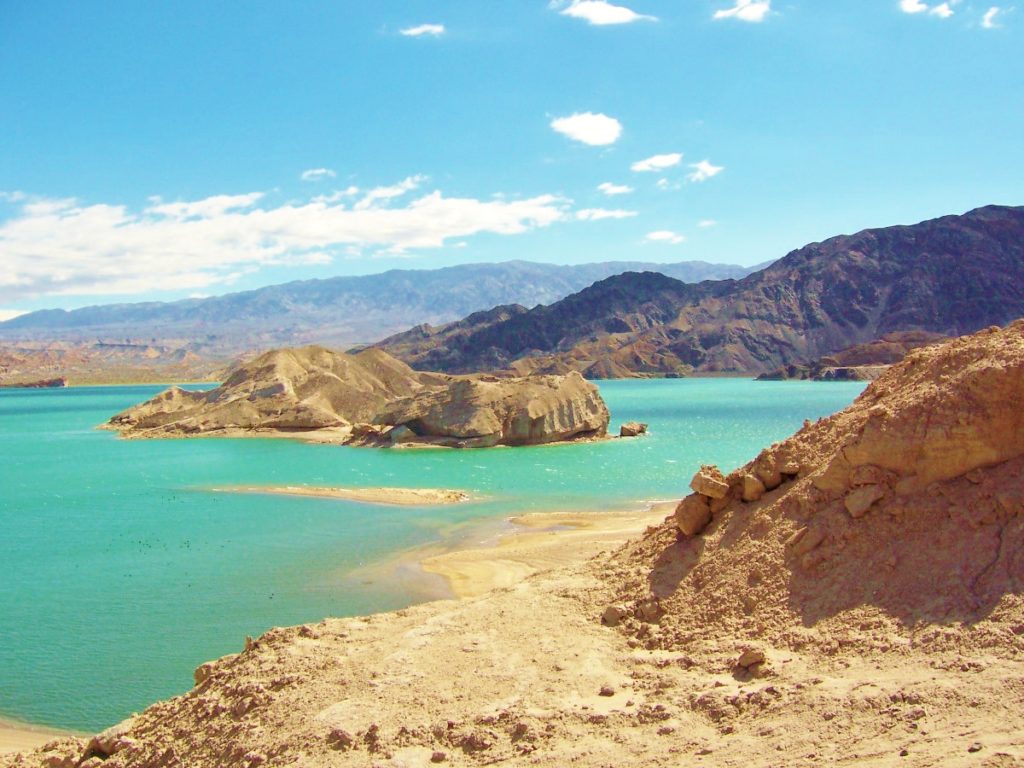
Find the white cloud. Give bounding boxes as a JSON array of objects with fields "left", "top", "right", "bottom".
[
  {"left": 555, "top": 0, "right": 656, "bottom": 25},
  {"left": 0, "top": 309, "right": 27, "bottom": 322},
  {"left": 550, "top": 112, "right": 623, "bottom": 146},
  {"left": 353, "top": 175, "right": 426, "bottom": 211},
  {"left": 300, "top": 168, "right": 336, "bottom": 182},
  {"left": 687, "top": 160, "right": 725, "bottom": 182},
  {"left": 645, "top": 230, "right": 685, "bottom": 244},
  {"left": 698, "top": 219, "right": 718, "bottom": 228},
  {"left": 0, "top": 191, "right": 27, "bottom": 203},
  {"left": 400, "top": 23, "right": 445, "bottom": 37},
  {"left": 655, "top": 178, "right": 681, "bottom": 191},
  {"left": 631, "top": 152, "right": 682, "bottom": 172},
  {"left": 713, "top": 0, "right": 771, "bottom": 22},
  {"left": 0, "top": 186, "right": 569, "bottom": 302},
  {"left": 899, "top": 0, "right": 957, "bottom": 17},
  {"left": 982, "top": 6, "right": 1003, "bottom": 26},
  {"left": 597, "top": 182, "right": 634, "bottom": 196},
  {"left": 312, "top": 186, "right": 360, "bottom": 204},
  {"left": 575, "top": 208, "right": 637, "bottom": 221}
]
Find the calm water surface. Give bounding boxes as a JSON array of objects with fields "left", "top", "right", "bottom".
[{"left": 0, "top": 379, "right": 863, "bottom": 730}]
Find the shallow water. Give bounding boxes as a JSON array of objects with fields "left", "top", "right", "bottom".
[{"left": 0, "top": 379, "right": 863, "bottom": 730}]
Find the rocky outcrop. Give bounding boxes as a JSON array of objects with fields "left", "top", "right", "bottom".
[
  {"left": 0, "top": 376, "right": 67, "bottom": 388},
  {"left": 106, "top": 345, "right": 609, "bottom": 448},
  {"left": 355, "top": 372, "right": 608, "bottom": 448},
  {"left": 375, "top": 205, "right": 1024, "bottom": 376},
  {"left": 619, "top": 422, "right": 647, "bottom": 437},
  {"left": 611, "top": 320, "right": 1024, "bottom": 649}
]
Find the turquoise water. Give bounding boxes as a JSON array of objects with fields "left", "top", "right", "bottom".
[{"left": 0, "top": 379, "right": 863, "bottom": 731}]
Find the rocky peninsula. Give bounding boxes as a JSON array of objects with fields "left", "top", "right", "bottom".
[
  {"left": 104, "top": 345, "right": 610, "bottom": 448},
  {"left": 13, "top": 322, "right": 1024, "bottom": 767}
]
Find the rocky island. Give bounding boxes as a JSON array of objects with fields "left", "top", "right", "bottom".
[{"left": 104, "top": 345, "right": 610, "bottom": 448}]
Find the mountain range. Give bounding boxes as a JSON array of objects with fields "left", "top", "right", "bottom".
[
  {"left": 0, "top": 259, "right": 760, "bottom": 356},
  {"left": 372, "top": 205, "right": 1024, "bottom": 376}
]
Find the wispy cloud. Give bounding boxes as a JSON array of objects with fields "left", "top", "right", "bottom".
[
  {"left": 400, "top": 23, "right": 446, "bottom": 37},
  {"left": 687, "top": 160, "right": 725, "bottom": 182},
  {"left": 576, "top": 208, "right": 637, "bottom": 220},
  {"left": 631, "top": 152, "right": 682, "bottom": 172},
  {"left": 713, "top": 0, "right": 772, "bottom": 22},
  {"left": 300, "top": 168, "right": 336, "bottom": 182},
  {"left": 353, "top": 175, "right": 426, "bottom": 211},
  {"left": 899, "top": 0, "right": 956, "bottom": 17},
  {"left": 645, "top": 230, "right": 685, "bottom": 244},
  {"left": 982, "top": 6, "right": 1005, "bottom": 27},
  {"left": 550, "top": 112, "right": 623, "bottom": 146},
  {"left": 698, "top": 219, "right": 718, "bottom": 228},
  {"left": 0, "top": 186, "right": 568, "bottom": 301},
  {"left": 554, "top": 0, "right": 656, "bottom": 25},
  {"left": 597, "top": 182, "right": 634, "bottom": 196}
]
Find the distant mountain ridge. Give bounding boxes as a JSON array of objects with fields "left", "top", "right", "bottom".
[
  {"left": 373, "top": 205, "right": 1024, "bottom": 377},
  {"left": 0, "top": 259, "right": 759, "bottom": 355}
]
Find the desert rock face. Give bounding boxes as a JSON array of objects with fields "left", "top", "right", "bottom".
[
  {"left": 11, "top": 322, "right": 1024, "bottom": 768},
  {"left": 106, "top": 345, "right": 609, "bottom": 448},
  {"left": 370, "top": 372, "right": 608, "bottom": 448}
]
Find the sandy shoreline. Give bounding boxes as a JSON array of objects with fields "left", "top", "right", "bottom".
[
  {"left": 211, "top": 485, "right": 474, "bottom": 506},
  {"left": 0, "top": 718, "right": 77, "bottom": 755},
  {"left": 419, "top": 502, "right": 675, "bottom": 598}
]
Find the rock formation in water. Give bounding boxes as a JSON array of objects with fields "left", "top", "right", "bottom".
[
  {"left": 105, "top": 345, "right": 608, "bottom": 448},
  {"left": 374, "top": 205, "right": 1024, "bottom": 376}
]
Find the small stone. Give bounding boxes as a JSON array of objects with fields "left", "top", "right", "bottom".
[
  {"left": 742, "top": 474, "right": 766, "bottom": 502},
  {"left": 844, "top": 484, "right": 885, "bottom": 518},
  {"left": 900, "top": 748, "right": 910, "bottom": 757},
  {"left": 967, "top": 742, "right": 982, "bottom": 753},
  {"left": 599, "top": 685, "right": 616, "bottom": 697},
  {"left": 675, "top": 495, "right": 712, "bottom": 537},
  {"left": 781, "top": 460, "right": 801, "bottom": 476},
  {"left": 690, "top": 465, "right": 729, "bottom": 499},
  {"left": 619, "top": 421, "right": 648, "bottom": 437},
  {"left": 737, "top": 648, "right": 766, "bottom": 669},
  {"left": 327, "top": 728, "right": 355, "bottom": 750},
  {"left": 431, "top": 751, "right": 447, "bottom": 763},
  {"left": 602, "top": 604, "right": 628, "bottom": 627}
]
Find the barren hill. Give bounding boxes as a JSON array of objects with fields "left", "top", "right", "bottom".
[
  {"left": 375, "top": 205, "right": 1024, "bottom": 376},
  {"left": 105, "top": 345, "right": 609, "bottom": 448},
  {"left": 12, "top": 322, "right": 1024, "bottom": 767}
]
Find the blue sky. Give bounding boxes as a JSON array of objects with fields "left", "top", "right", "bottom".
[{"left": 1, "top": 0, "right": 1021, "bottom": 316}]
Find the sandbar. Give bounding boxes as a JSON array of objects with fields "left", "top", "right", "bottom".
[
  {"left": 420, "top": 502, "right": 675, "bottom": 598},
  {"left": 212, "top": 485, "right": 474, "bottom": 506},
  {"left": 0, "top": 718, "right": 76, "bottom": 755}
]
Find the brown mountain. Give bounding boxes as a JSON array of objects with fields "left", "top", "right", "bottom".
[{"left": 372, "top": 205, "right": 1024, "bottom": 376}]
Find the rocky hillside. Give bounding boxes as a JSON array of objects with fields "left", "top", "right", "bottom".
[
  {"left": 0, "top": 259, "right": 757, "bottom": 356},
  {"left": 755, "top": 330, "right": 949, "bottom": 381},
  {"left": 12, "top": 322, "right": 1024, "bottom": 768},
  {"left": 375, "top": 205, "right": 1024, "bottom": 376},
  {"left": 105, "top": 345, "right": 608, "bottom": 448}
]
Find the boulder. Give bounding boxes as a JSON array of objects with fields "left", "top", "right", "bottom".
[
  {"left": 690, "top": 465, "right": 729, "bottom": 499},
  {"left": 675, "top": 495, "right": 712, "bottom": 537},
  {"left": 844, "top": 484, "right": 885, "bottom": 518},
  {"left": 742, "top": 474, "right": 766, "bottom": 502},
  {"left": 620, "top": 421, "right": 648, "bottom": 437}
]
